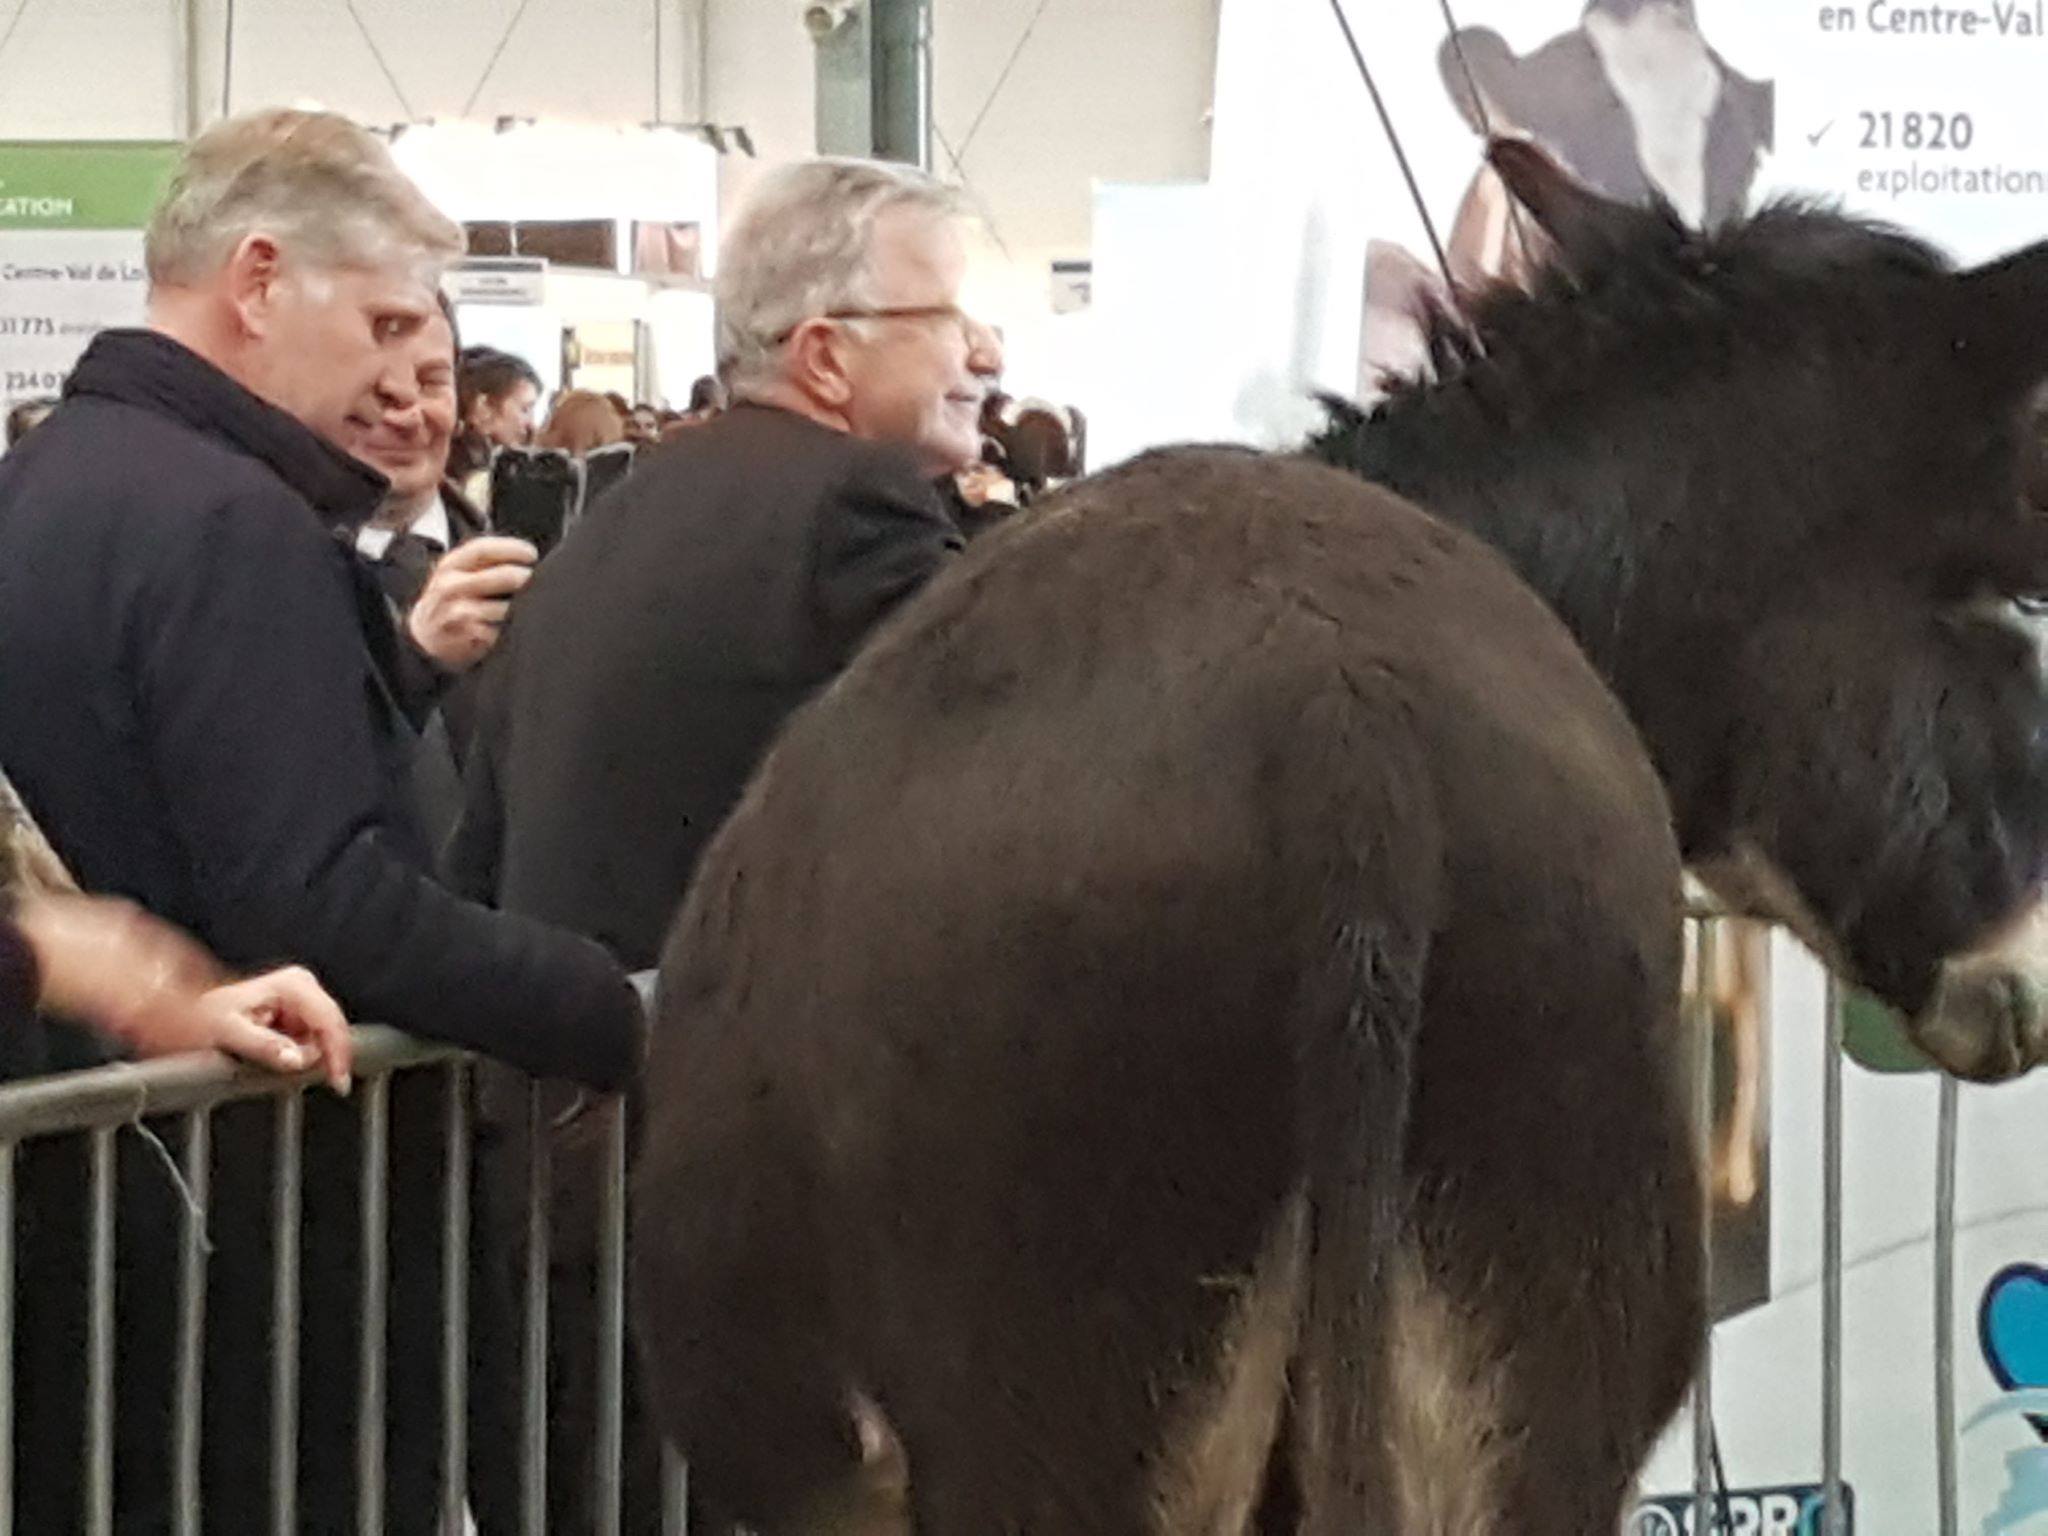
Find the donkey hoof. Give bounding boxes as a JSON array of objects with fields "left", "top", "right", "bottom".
[{"left": 1911, "top": 959, "right": 2048, "bottom": 1082}]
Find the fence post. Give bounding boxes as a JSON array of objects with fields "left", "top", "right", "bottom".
[
  {"left": 357, "top": 1076, "right": 390, "bottom": 1536},
  {"left": 1822, "top": 977, "right": 1846, "bottom": 1536},
  {"left": 173, "top": 1110, "right": 212, "bottom": 1536},
  {"left": 1690, "top": 916, "right": 1719, "bottom": 1535},
  {"left": 661, "top": 1445, "right": 688, "bottom": 1536},
  {"left": 596, "top": 1097, "right": 628, "bottom": 1536},
  {"left": 522, "top": 1082, "right": 553, "bottom": 1536},
  {"left": 85, "top": 1126, "right": 115, "bottom": 1536},
  {"left": 0, "top": 1141, "right": 15, "bottom": 1536},
  {"left": 1934, "top": 1076, "right": 1960, "bottom": 1536},
  {"left": 441, "top": 1063, "right": 471, "bottom": 1533},
  {"left": 271, "top": 1091, "right": 303, "bottom": 1536}
]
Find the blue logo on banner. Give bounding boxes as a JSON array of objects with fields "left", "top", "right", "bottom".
[
  {"left": 1972, "top": 1264, "right": 2048, "bottom": 1532},
  {"left": 1629, "top": 1484, "right": 1852, "bottom": 1534}
]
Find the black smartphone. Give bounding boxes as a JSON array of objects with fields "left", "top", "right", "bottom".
[{"left": 490, "top": 447, "right": 581, "bottom": 557}]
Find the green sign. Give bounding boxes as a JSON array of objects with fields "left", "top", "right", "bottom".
[{"left": 0, "top": 142, "right": 181, "bottom": 232}]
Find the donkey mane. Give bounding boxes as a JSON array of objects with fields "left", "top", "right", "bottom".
[
  {"left": 1304, "top": 196, "right": 1971, "bottom": 688},
  {"left": 1348, "top": 195, "right": 1948, "bottom": 419}
]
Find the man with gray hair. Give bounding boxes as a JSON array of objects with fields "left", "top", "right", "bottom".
[
  {"left": 449, "top": 156, "right": 999, "bottom": 1532},
  {"left": 0, "top": 108, "right": 641, "bottom": 1531},
  {"left": 455, "top": 153, "right": 1001, "bottom": 970}
]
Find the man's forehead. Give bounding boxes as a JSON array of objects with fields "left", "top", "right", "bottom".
[
  {"left": 335, "top": 263, "right": 445, "bottom": 311},
  {"left": 868, "top": 206, "right": 967, "bottom": 292}
]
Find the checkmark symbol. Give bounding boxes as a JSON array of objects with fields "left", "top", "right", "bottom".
[{"left": 1808, "top": 120, "right": 1835, "bottom": 146}]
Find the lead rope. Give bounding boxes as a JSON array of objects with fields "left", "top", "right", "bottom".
[
  {"left": 1325, "top": 0, "right": 1455, "bottom": 292},
  {"left": 1432, "top": 0, "right": 1534, "bottom": 270}
]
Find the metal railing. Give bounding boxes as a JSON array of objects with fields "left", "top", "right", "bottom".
[
  {"left": 1679, "top": 912, "right": 1967, "bottom": 1536},
  {"left": 0, "top": 919, "right": 1977, "bottom": 1534},
  {"left": 0, "top": 1027, "right": 684, "bottom": 1536}
]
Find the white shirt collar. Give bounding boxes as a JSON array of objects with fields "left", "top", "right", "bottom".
[{"left": 356, "top": 493, "right": 452, "bottom": 559}]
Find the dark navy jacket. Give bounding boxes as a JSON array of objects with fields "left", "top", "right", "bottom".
[
  {"left": 0, "top": 328, "right": 643, "bottom": 1529},
  {"left": 0, "top": 329, "right": 640, "bottom": 1088}
]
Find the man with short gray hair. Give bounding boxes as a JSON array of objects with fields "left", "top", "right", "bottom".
[
  {"left": 0, "top": 108, "right": 641, "bottom": 1532},
  {"left": 456, "top": 152, "right": 1002, "bottom": 967},
  {"left": 449, "top": 155, "right": 1000, "bottom": 1534},
  {"left": 712, "top": 158, "right": 992, "bottom": 472}
]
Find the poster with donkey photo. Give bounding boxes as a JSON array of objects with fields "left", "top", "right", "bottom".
[{"left": 1087, "top": 1, "right": 2048, "bottom": 1533}]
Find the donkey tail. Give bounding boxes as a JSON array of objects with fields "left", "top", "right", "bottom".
[{"left": 1285, "top": 905, "right": 1428, "bottom": 1536}]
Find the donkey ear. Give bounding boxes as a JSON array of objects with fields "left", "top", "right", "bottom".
[
  {"left": 1954, "top": 242, "right": 2048, "bottom": 397},
  {"left": 1485, "top": 137, "right": 1645, "bottom": 267}
]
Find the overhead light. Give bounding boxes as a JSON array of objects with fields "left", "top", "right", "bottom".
[{"left": 803, "top": 2, "right": 858, "bottom": 41}]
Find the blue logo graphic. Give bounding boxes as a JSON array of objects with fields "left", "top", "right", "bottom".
[
  {"left": 1972, "top": 1265, "right": 2048, "bottom": 1532},
  {"left": 1983, "top": 1266, "right": 2048, "bottom": 1401},
  {"left": 1630, "top": 1485, "right": 1850, "bottom": 1534}
]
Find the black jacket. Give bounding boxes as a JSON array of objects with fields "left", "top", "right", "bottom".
[
  {"left": 452, "top": 402, "right": 962, "bottom": 969},
  {"left": 0, "top": 330, "right": 640, "bottom": 1088},
  {"left": 362, "top": 479, "right": 493, "bottom": 848},
  {"left": 451, "top": 403, "right": 957, "bottom": 1536}
]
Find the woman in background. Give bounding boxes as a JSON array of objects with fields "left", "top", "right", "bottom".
[
  {"left": 538, "top": 389, "right": 628, "bottom": 457},
  {"left": 448, "top": 347, "right": 545, "bottom": 502}
]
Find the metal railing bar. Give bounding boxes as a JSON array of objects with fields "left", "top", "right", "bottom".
[
  {"left": 522, "top": 1082, "right": 552, "bottom": 1536},
  {"left": 270, "top": 1091, "right": 303, "bottom": 1536},
  {"left": 0, "top": 1028, "right": 462, "bottom": 1143},
  {"left": 441, "top": 1063, "right": 471, "bottom": 1533},
  {"left": 596, "top": 1097, "right": 628, "bottom": 1536},
  {"left": 85, "top": 1125, "right": 115, "bottom": 1536},
  {"left": 0, "top": 1142, "right": 14, "bottom": 1536},
  {"left": 1689, "top": 916, "right": 1718, "bottom": 1536},
  {"left": 357, "top": 1075, "right": 389, "bottom": 1536},
  {"left": 660, "top": 1446, "right": 687, "bottom": 1536},
  {"left": 1821, "top": 976, "right": 1845, "bottom": 1536},
  {"left": 1934, "top": 1076, "right": 1960, "bottom": 1536},
  {"left": 172, "top": 1109, "right": 211, "bottom": 1536}
]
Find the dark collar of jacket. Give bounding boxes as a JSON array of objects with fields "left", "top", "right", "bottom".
[{"left": 65, "top": 328, "right": 388, "bottom": 531}]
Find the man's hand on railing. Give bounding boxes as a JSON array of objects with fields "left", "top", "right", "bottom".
[
  {"left": 13, "top": 895, "right": 354, "bottom": 1090},
  {"left": 183, "top": 967, "right": 354, "bottom": 1092}
]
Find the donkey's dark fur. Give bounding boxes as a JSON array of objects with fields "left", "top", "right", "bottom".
[
  {"left": 1315, "top": 140, "right": 2048, "bottom": 1074},
  {"left": 633, "top": 142, "right": 2048, "bottom": 1533}
]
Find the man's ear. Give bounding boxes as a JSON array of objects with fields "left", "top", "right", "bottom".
[
  {"left": 784, "top": 319, "right": 856, "bottom": 411},
  {"left": 223, "top": 234, "right": 287, "bottom": 340}
]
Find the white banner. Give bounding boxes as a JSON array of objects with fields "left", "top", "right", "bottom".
[
  {"left": 1083, "top": 5, "right": 2048, "bottom": 1532},
  {"left": 0, "top": 143, "right": 176, "bottom": 415},
  {"left": 0, "top": 230, "right": 147, "bottom": 408},
  {"left": 1089, "top": 0, "right": 2048, "bottom": 460}
]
